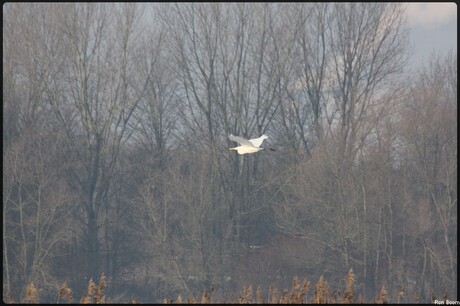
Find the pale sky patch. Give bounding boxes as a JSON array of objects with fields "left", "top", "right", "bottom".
[{"left": 405, "top": 3, "right": 457, "bottom": 29}]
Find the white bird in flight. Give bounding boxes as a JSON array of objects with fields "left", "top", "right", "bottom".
[{"left": 229, "top": 134, "right": 269, "bottom": 155}]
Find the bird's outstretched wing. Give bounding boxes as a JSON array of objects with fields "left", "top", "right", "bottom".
[
  {"left": 229, "top": 134, "right": 255, "bottom": 147},
  {"left": 249, "top": 135, "right": 267, "bottom": 148}
]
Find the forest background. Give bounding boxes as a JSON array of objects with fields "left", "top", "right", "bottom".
[{"left": 3, "top": 3, "right": 457, "bottom": 303}]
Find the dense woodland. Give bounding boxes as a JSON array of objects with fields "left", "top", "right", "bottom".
[{"left": 3, "top": 3, "right": 457, "bottom": 303}]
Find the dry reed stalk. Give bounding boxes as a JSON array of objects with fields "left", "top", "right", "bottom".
[
  {"left": 176, "top": 294, "right": 183, "bottom": 303},
  {"left": 80, "top": 275, "right": 106, "bottom": 304},
  {"left": 294, "top": 289, "right": 306, "bottom": 303},
  {"left": 238, "top": 285, "right": 253, "bottom": 303},
  {"left": 80, "top": 294, "right": 91, "bottom": 304},
  {"left": 344, "top": 268, "right": 355, "bottom": 304},
  {"left": 58, "top": 281, "right": 73, "bottom": 303},
  {"left": 287, "top": 276, "right": 306, "bottom": 304},
  {"left": 301, "top": 278, "right": 311, "bottom": 303},
  {"left": 358, "top": 293, "right": 364, "bottom": 303},
  {"left": 200, "top": 288, "right": 210, "bottom": 304},
  {"left": 279, "top": 288, "right": 288, "bottom": 304},
  {"left": 375, "top": 285, "right": 387, "bottom": 304},
  {"left": 268, "top": 285, "right": 278, "bottom": 304},
  {"left": 313, "top": 275, "right": 328, "bottom": 304},
  {"left": 288, "top": 287, "right": 297, "bottom": 302},
  {"left": 88, "top": 278, "right": 96, "bottom": 296},
  {"left": 81, "top": 277, "right": 96, "bottom": 303},
  {"left": 287, "top": 275, "right": 304, "bottom": 303},
  {"left": 256, "top": 286, "right": 263, "bottom": 304},
  {"left": 93, "top": 273, "right": 106, "bottom": 304},
  {"left": 292, "top": 275, "right": 300, "bottom": 290},
  {"left": 130, "top": 297, "right": 137, "bottom": 303},
  {"left": 187, "top": 296, "right": 197, "bottom": 303},
  {"left": 331, "top": 290, "right": 341, "bottom": 303},
  {"left": 22, "top": 282, "right": 38, "bottom": 304}
]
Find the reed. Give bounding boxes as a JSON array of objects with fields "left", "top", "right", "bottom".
[
  {"left": 57, "top": 281, "right": 73, "bottom": 304},
  {"left": 375, "top": 285, "right": 387, "bottom": 304},
  {"left": 200, "top": 287, "right": 211, "bottom": 304},
  {"left": 9, "top": 271, "right": 450, "bottom": 304},
  {"left": 79, "top": 273, "right": 106, "bottom": 304},
  {"left": 256, "top": 286, "right": 263, "bottom": 304},
  {"left": 344, "top": 268, "right": 355, "bottom": 304},
  {"left": 238, "top": 285, "right": 253, "bottom": 303},
  {"left": 94, "top": 273, "right": 106, "bottom": 304},
  {"left": 312, "top": 275, "right": 328, "bottom": 303},
  {"left": 22, "top": 282, "right": 38, "bottom": 304}
]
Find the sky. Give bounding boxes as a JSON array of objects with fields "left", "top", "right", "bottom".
[{"left": 404, "top": 3, "right": 457, "bottom": 69}]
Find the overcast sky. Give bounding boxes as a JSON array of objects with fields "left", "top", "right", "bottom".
[{"left": 405, "top": 2, "right": 457, "bottom": 69}]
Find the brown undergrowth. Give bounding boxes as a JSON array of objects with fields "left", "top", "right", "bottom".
[{"left": 8, "top": 269, "right": 447, "bottom": 304}]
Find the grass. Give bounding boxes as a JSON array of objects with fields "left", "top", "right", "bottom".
[{"left": 7, "top": 269, "right": 449, "bottom": 304}]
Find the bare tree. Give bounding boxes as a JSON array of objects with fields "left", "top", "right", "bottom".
[
  {"left": 43, "top": 3, "right": 148, "bottom": 280},
  {"left": 276, "top": 3, "right": 329, "bottom": 155},
  {"left": 3, "top": 4, "right": 76, "bottom": 298},
  {"left": 399, "top": 51, "right": 457, "bottom": 297},
  {"left": 130, "top": 11, "right": 178, "bottom": 170},
  {"left": 274, "top": 2, "right": 409, "bottom": 294},
  {"left": 3, "top": 129, "right": 75, "bottom": 297}
]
